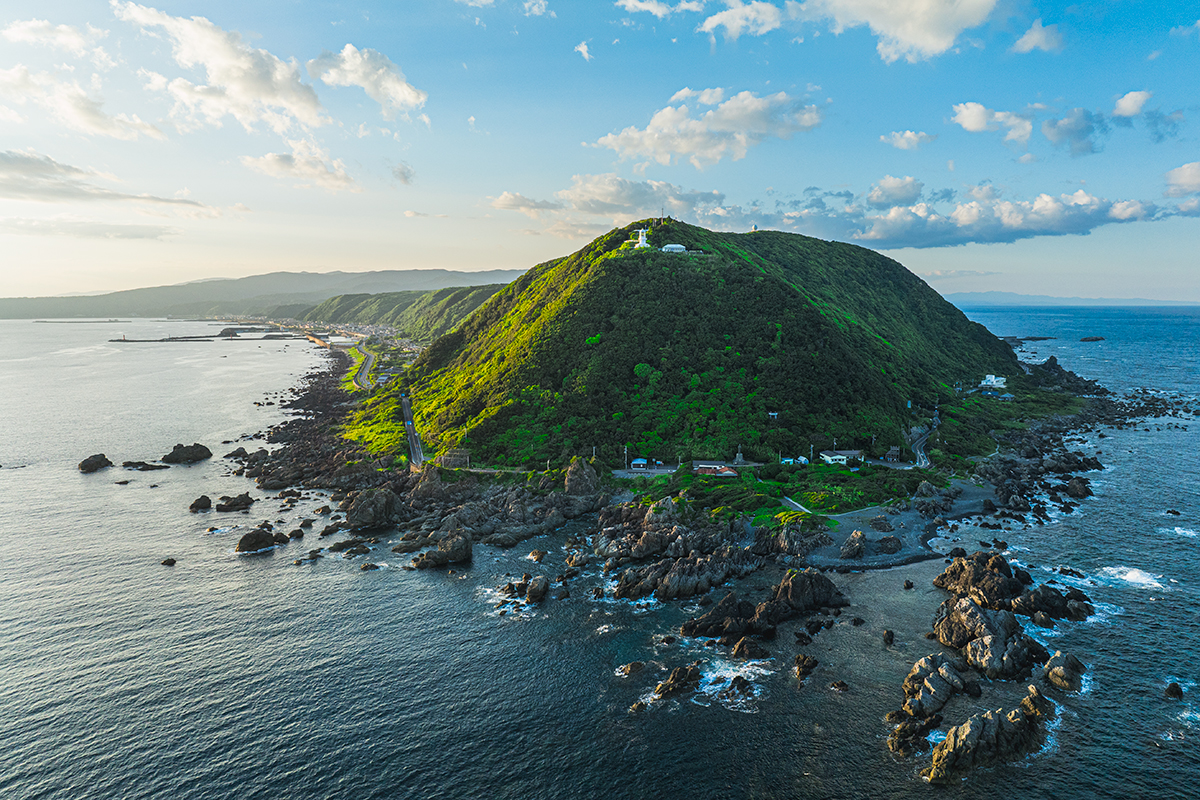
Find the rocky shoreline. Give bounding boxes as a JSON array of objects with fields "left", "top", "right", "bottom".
[{"left": 88, "top": 346, "right": 1197, "bottom": 786}]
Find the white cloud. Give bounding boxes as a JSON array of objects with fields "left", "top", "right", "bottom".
[
  {"left": 0, "top": 105, "right": 25, "bottom": 123},
  {"left": 0, "top": 216, "right": 180, "bottom": 239},
  {"left": 455, "top": 0, "right": 495, "bottom": 7},
  {"left": 1042, "top": 108, "right": 1107, "bottom": 156},
  {"left": 112, "top": 1, "right": 325, "bottom": 133},
  {"left": 490, "top": 191, "right": 564, "bottom": 217},
  {"left": 595, "top": 88, "right": 821, "bottom": 168},
  {"left": 240, "top": 139, "right": 356, "bottom": 192},
  {"left": 867, "top": 175, "right": 923, "bottom": 208},
  {"left": 1113, "top": 90, "right": 1151, "bottom": 117},
  {"left": 671, "top": 87, "right": 727, "bottom": 105},
  {"left": 391, "top": 162, "right": 415, "bottom": 184},
  {"left": 0, "top": 149, "right": 210, "bottom": 210},
  {"left": 0, "top": 65, "right": 163, "bottom": 139},
  {"left": 794, "top": 0, "right": 998, "bottom": 63},
  {"left": 1165, "top": 161, "right": 1200, "bottom": 197},
  {"left": 1168, "top": 20, "right": 1199, "bottom": 37},
  {"left": 554, "top": 173, "right": 725, "bottom": 218},
  {"left": 574, "top": 41, "right": 593, "bottom": 61},
  {"left": 951, "top": 101, "right": 1032, "bottom": 144},
  {"left": 697, "top": 1, "right": 786, "bottom": 40},
  {"left": 1010, "top": 19, "right": 1062, "bottom": 53},
  {"left": 616, "top": 0, "right": 675, "bottom": 17},
  {"left": 307, "top": 44, "right": 426, "bottom": 120},
  {"left": 523, "top": 0, "right": 555, "bottom": 16},
  {"left": 1, "top": 18, "right": 115, "bottom": 67},
  {"left": 882, "top": 130, "right": 935, "bottom": 150}
]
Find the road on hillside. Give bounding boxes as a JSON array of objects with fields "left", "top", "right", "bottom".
[
  {"left": 400, "top": 394, "right": 425, "bottom": 466},
  {"left": 352, "top": 346, "right": 375, "bottom": 391}
]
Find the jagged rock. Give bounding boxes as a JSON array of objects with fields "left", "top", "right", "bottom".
[
  {"left": 617, "top": 661, "right": 645, "bottom": 677},
  {"left": 161, "top": 558, "right": 176, "bottom": 566},
  {"left": 1042, "top": 651, "right": 1086, "bottom": 692},
  {"left": 655, "top": 663, "right": 702, "bottom": 696},
  {"left": 189, "top": 495, "right": 212, "bottom": 512},
  {"left": 526, "top": 575, "right": 549, "bottom": 602},
  {"left": 79, "top": 454, "right": 113, "bottom": 473},
  {"left": 717, "top": 675, "right": 755, "bottom": 702},
  {"left": 840, "top": 530, "right": 866, "bottom": 559},
  {"left": 413, "top": 531, "right": 473, "bottom": 569},
  {"left": 161, "top": 443, "right": 212, "bottom": 464},
  {"left": 869, "top": 515, "right": 894, "bottom": 532},
  {"left": 122, "top": 461, "right": 169, "bottom": 471},
  {"left": 883, "top": 630, "right": 894, "bottom": 646},
  {"left": 794, "top": 654, "right": 818, "bottom": 680},
  {"left": 903, "top": 579, "right": 915, "bottom": 590},
  {"left": 681, "top": 592, "right": 758, "bottom": 638},
  {"left": 360, "top": 563, "right": 380, "bottom": 571},
  {"left": 877, "top": 536, "right": 902, "bottom": 554},
  {"left": 528, "top": 549, "right": 547, "bottom": 563},
  {"left": 933, "top": 551, "right": 1024, "bottom": 609},
  {"left": 771, "top": 568, "right": 848, "bottom": 613},
  {"left": 1166, "top": 682, "right": 1184, "bottom": 700},
  {"left": 932, "top": 597, "right": 1045, "bottom": 679},
  {"left": 916, "top": 480, "right": 937, "bottom": 497},
  {"left": 1066, "top": 477, "right": 1092, "bottom": 499},
  {"left": 923, "top": 685, "right": 1056, "bottom": 784},
  {"left": 236, "top": 529, "right": 276, "bottom": 553},
  {"left": 345, "top": 487, "right": 400, "bottom": 529},
  {"left": 564, "top": 456, "right": 600, "bottom": 495},
  {"left": 888, "top": 713, "right": 944, "bottom": 757},
  {"left": 830, "top": 680, "right": 849, "bottom": 692},
  {"left": 215, "top": 493, "right": 255, "bottom": 512},
  {"left": 731, "top": 637, "right": 769, "bottom": 660}
]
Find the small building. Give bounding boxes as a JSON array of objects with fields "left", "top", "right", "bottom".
[
  {"left": 820, "top": 449, "right": 863, "bottom": 465},
  {"left": 633, "top": 229, "right": 650, "bottom": 248},
  {"left": 999, "top": 393, "right": 1015, "bottom": 402},
  {"left": 630, "top": 458, "right": 649, "bottom": 470},
  {"left": 885, "top": 446, "right": 902, "bottom": 462},
  {"left": 780, "top": 456, "right": 810, "bottom": 466},
  {"left": 661, "top": 244, "right": 687, "bottom": 253},
  {"left": 767, "top": 411, "right": 779, "bottom": 420},
  {"left": 981, "top": 388, "right": 1001, "bottom": 398},
  {"left": 980, "top": 374, "right": 1007, "bottom": 388},
  {"left": 695, "top": 464, "right": 738, "bottom": 477}
]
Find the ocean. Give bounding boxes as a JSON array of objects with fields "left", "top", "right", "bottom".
[{"left": 0, "top": 310, "right": 1197, "bottom": 799}]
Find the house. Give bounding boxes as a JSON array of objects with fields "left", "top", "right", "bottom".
[
  {"left": 885, "top": 446, "right": 902, "bottom": 462},
  {"left": 780, "top": 456, "right": 810, "bottom": 466},
  {"left": 979, "top": 374, "right": 1007, "bottom": 388},
  {"left": 630, "top": 458, "right": 649, "bottom": 470},
  {"left": 661, "top": 243, "right": 687, "bottom": 253},
  {"left": 819, "top": 449, "right": 863, "bottom": 465},
  {"left": 695, "top": 464, "right": 738, "bottom": 477},
  {"left": 999, "top": 393, "right": 1015, "bottom": 402},
  {"left": 981, "top": 388, "right": 1001, "bottom": 398},
  {"left": 767, "top": 411, "right": 779, "bottom": 420}
]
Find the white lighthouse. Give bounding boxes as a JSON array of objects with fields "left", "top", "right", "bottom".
[{"left": 634, "top": 229, "right": 650, "bottom": 248}]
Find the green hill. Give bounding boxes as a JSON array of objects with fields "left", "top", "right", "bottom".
[
  {"left": 300, "top": 285, "right": 505, "bottom": 341},
  {"left": 351, "top": 220, "right": 1019, "bottom": 466}
]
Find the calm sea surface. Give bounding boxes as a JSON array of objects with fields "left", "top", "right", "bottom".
[{"left": 0, "top": 310, "right": 1197, "bottom": 799}]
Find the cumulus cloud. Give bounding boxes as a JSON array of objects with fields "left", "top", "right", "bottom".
[
  {"left": 0, "top": 149, "right": 210, "bottom": 210},
  {"left": 867, "top": 175, "right": 923, "bottom": 208},
  {"left": 794, "top": 0, "right": 998, "bottom": 63},
  {"left": 1041, "top": 108, "right": 1108, "bottom": 155},
  {"left": 240, "top": 139, "right": 356, "bottom": 192},
  {"left": 1112, "top": 90, "right": 1151, "bottom": 117},
  {"left": 1, "top": 18, "right": 114, "bottom": 67},
  {"left": 882, "top": 130, "right": 935, "bottom": 150},
  {"left": 951, "top": 102, "right": 1032, "bottom": 144},
  {"left": 112, "top": 1, "right": 324, "bottom": 133},
  {"left": 0, "top": 217, "right": 180, "bottom": 239},
  {"left": 523, "top": 0, "right": 555, "bottom": 16},
  {"left": 574, "top": 41, "right": 593, "bottom": 61},
  {"left": 489, "top": 191, "right": 564, "bottom": 217},
  {"left": 1165, "top": 162, "right": 1200, "bottom": 197},
  {"left": 595, "top": 88, "right": 821, "bottom": 168},
  {"left": 697, "top": 1, "right": 787, "bottom": 40},
  {"left": 307, "top": 44, "right": 426, "bottom": 120},
  {"left": 1010, "top": 19, "right": 1062, "bottom": 53},
  {"left": 616, "top": 0, "right": 675, "bottom": 17},
  {"left": 0, "top": 66, "right": 162, "bottom": 139}
]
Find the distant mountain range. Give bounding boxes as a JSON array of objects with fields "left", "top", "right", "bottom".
[
  {"left": 943, "top": 291, "right": 1200, "bottom": 308},
  {"left": 0, "top": 269, "right": 527, "bottom": 319}
]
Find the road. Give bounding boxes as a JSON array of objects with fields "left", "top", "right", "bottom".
[
  {"left": 351, "top": 346, "right": 375, "bottom": 391},
  {"left": 400, "top": 394, "right": 425, "bottom": 466}
]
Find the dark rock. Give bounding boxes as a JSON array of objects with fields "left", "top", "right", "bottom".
[
  {"left": 215, "top": 493, "right": 255, "bottom": 512},
  {"left": 78, "top": 454, "right": 113, "bottom": 473},
  {"left": 1166, "top": 682, "right": 1184, "bottom": 700},
  {"left": 829, "top": 680, "right": 849, "bottom": 692},
  {"left": 1042, "top": 650, "right": 1086, "bottom": 692},
  {"left": 876, "top": 536, "right": 902, "bottom": 554},
  {"left": 947, "top": 547, "right": 967, "bottom": 559},
  {"left": 923, "top": 685, "right": 1056, "bottom": 784},
  {"left": 122, "top": 461, "right": 170, "bottom": 471},
  {"left": 629, "top": 701, "right": 646, "bottom": 713},
  {"left": 617, "top": 661, "right": 645, "bottom": 677},
  {"left": 869, "top": 514, "right": 894, "bottom": 532},
  {"left": 717, "top": 675, "right": 755, "bottom": 702},
  {"left": 528, "top": 549, "right": 547, "bottom": 563},
  {"left": 840, "top": 530, "right": 866, "bottom": 559},
  {"left": 903, "top": 579, "right": 914, "bottom": 590},
  {"left": 883, "top": 630, "right": 894, "bottom": 646},
  {"left": 731, "top": 637, "right": 769, "bottom": 660},
  {"left": 161, "top": 443, "right": 212, "bottom": 464},
  {"left": 161, "top": 558, "right": 176, "bottom": 566},
  {"left": 526, "top": 575, "right": 550, "bottom": 603},
  {"left": 1079, "top": 336, "right": 1105, "bottom": 342},
  {"left": 933, "top": 550, "right": 1023, "bottom": 609},
  {"left": 888, "top": 712, "right": 943, "bottom": 757},
  {"left": 654, "top": 663, "right": 702, "bottom": 696},
  {"left": 360, "top": 563, "right": 380, "bottom": 571},
  {"left": 272, "top": 531, "right": 289, "bottom": 545},
  {"left": 851, "top": 617, "right": 866, "bottom": 626},
  {"left": 413, "top": 531, "right": 473, "bottom": 569},
  {"left": 794, "top": 654, "right": 818, "bottom": 680},
  {"left": 189, "top": 495, "right": 212, "bottom": 512},
  {"left": 1066, "top": 477, "right": 1092, "bottom": 499},
  {"left": 288, "top": 529, "right": 304, "bottom": 539},
  {"left": 345, "top": 487, "right": 401, "bottom": 529},
  {"left": 794, "top": 631, "right": 812, "bottom": 645},
  {"left": 236, "top": 529, "right": 276, "bottom": 553}
]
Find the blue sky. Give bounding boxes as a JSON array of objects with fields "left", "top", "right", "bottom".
[{"left": 1, "top": 1, "right": 1197, "bottom": 299}]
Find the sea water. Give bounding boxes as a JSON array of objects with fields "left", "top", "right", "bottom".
[{"left": 0, "top": 310, "right": 1197, "bottom": 799}]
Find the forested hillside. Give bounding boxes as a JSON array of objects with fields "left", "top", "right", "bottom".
[
  {"left": 349, "top": 220, "right": 1018, "bottom": 466},
  {"left": 301, "top": 285, "right": 504, "bottom": 340}
]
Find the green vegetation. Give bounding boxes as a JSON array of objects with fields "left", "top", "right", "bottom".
[
  {"left": 302, "top": 285, "right": 505, "bottom": 341},
  {"left": 340, "top": 346, "right": 368, "bottom": 394},
  {"left": 348, "top": 220, "right": 1020, "bottom": 467}
]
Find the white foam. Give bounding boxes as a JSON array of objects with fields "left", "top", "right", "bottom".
[
  {"left": 692, "top": 656, "right": 776, "bottom": 714},
  {"left": 1098, "top": 566, "right": 1165, "bottom": 590},
  {"left": 1168, "top": 527, "right": 1198, "bottom": 538}
]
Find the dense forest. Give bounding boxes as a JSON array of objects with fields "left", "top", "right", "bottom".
[
  {"left": 349, "top": 221, "right": 1018, "bottom": 467},
  {"left": 301, "top": 285, "right": 504, "bottom": 341}
]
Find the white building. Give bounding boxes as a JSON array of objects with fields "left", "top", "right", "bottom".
[
  {"left": 980, "top": 374, "right": 1007, "bottom": 388},
  {"left": 634, "top": 229, "right": 650, "bottom": 248},
  {"left": 661, "top": 243, "right": 686, "bottom": 253}
]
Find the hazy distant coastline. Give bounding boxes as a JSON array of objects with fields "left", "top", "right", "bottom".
[{"left": 944, "top": 291, "right": 1200, "bottom": 308}]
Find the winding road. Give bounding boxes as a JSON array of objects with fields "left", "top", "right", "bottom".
[{"left": 351, "top": 345, "right": 375, "bottom": 391}]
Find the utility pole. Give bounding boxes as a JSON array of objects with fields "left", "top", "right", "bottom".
[{"left": 624, "top": 444, "right": 628, "bottom": 470}]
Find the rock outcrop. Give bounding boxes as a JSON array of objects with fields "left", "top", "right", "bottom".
[
  {"left": 1042, "top": 650, "right": 1086, "bottom": 692},
  {"left": 215, "top": 493, "right": 255, "bottom": 512},
  {"left": 161, "top": 443, "right": 213, "bottom": 464},
  {"left": 413, "top": 531, "right": 473, "bottom": 569},
  {"left": 189, "top": 495, "right": 211, "bottom": 512},
  {"left": 654, "top": 663, "right": 702, "bottom": 697},
  {"left": 236, "top": 529, "right": 276, "bottom": 553},
  {"left": 932, "top": 597, "right": 1047, "bottom": 679},
  {"left": 78, "top": 454, "right": 113, "bottom": 473},
  {"left": 840, "top": 530, "right": 866, "bottom": 559},
  {"left": 346, "top": 487, "right": 400, "bottom": 530},
  {"left": 923, "top": 685, "right": 1056, "bottom": 784}
]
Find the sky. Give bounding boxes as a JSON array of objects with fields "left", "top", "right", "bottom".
[{"left": 0, "top": 1, "right": 1197, "bottom": 299}]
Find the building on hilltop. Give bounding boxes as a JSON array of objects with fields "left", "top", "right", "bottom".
[
  {"left": 661, "top": 243, "right": 686, "bottom": 253},
  {"left": 633, "top": 229, "right": 650, "bottom": 248},
  {"left": 819, "top": 449, "right": 863, "bottom": 465},
  {"left": 980, "top": 374, "right": 1007, "bottom": 388}
]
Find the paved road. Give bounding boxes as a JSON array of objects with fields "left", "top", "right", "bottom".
[
  {"left": 351, "top": 346, "right": 375, "bottom": 391},
  {"left": 400, "top": 395, "right": 425, "bottom": 466}
]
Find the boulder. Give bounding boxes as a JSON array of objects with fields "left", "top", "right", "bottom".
[
  {"left": 161, "top": 443, "right": 212, "bottom": 464},
  {"left": 869, "top": 514, "right": 894, "bottom": 532},
  {"left": 877, "top": 536, "right": 902, "bottom": 555},
  {"left": 161, "top": 558, "right": 176, "bottom": 566},
  {"left": 654, "top": 663, "right": 702, "bottom": 697},
  {"left": 345, "top": 487, "right": 400, "bottom": 529},
  {"left": 122, "top": 461, "right": 169, "bottom": 471},
  {"left": 770, "top": 568, "right": 848, "bottom": 614},
  {"left": 730, "top": 637, "right": 769, "bottom": 660},
  {"left": 236, "top": 529, "right": 276, "bottom": 553},
  {"left": 564, "top": 456, "right": 600, "bottom": 495},
  {"left": 923, "top": 685, "right": 1056, "bottom": 784},
  {"left": 215, "top": 493, "right": 255, "bottom": 512},
  {"left": 525, "top": 575, "right": 550, "bottom": 603},
  {"left": 1066, "top": 477, "right": 1092, "bottom": 499},
  {"left": 617, "top": 661, "right": 645, "bottom": 677},
  {"left": 933, "top": 551, "right": 1024, "bottom": 609},
  {"left": 1166, "top": 682, "right": 1184, "bottom": 700},
  {"left": 413, "top": 531, "right": 473, "bottom": 569},
  {"left": 794, "top": 654, "right": 818, "bottom": 680},
  {"left": 840, "top": 530, "right": 866, "bottom": 559},
  {"left": 717, "top": 675, "right": 755, "bottom": 702},
  {"left": 78, "top": 454, "right": 113, "bottom": 473},
  {"left": 189, "top": 495, "right": 212, "bottom": 512},
  {"left": 1042, "top": 650, "right": 1086, "bottom": 692}
]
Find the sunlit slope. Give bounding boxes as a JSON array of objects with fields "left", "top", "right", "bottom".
[{"left": 365, "top": 221, "right": 1016, "bottom": 465}]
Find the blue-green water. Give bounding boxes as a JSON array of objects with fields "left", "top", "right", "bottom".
[{"left": 0, "top": 311, "right": 1197, "bottom": 799}]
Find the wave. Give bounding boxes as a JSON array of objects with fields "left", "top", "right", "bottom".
[{"left": 1097, "top": 566, "right": 1166, "bottom": 590}]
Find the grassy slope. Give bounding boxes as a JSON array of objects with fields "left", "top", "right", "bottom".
[
  {"left": 301, "top": 285, "right": 505, "bottom": 341},
  {"left": 351, "top": 221, "right": 1019, "bottom": 465}
]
